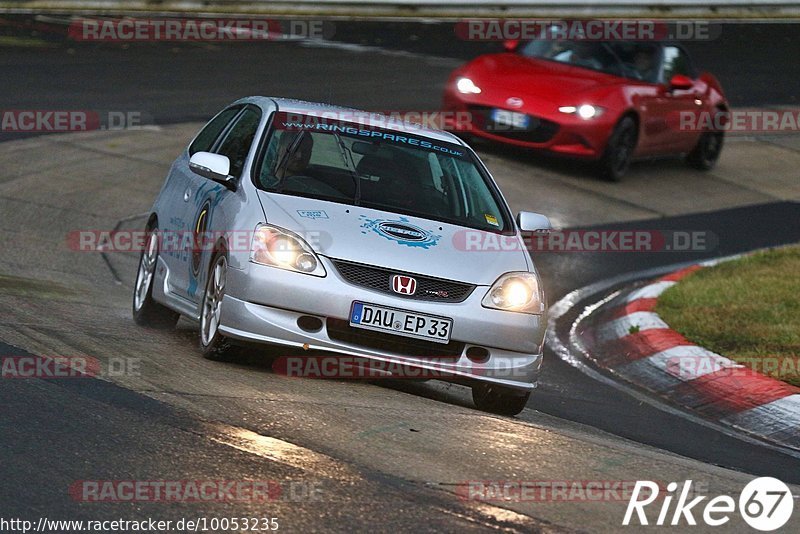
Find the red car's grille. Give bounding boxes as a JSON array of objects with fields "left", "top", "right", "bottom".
[{"left": 468, "top": 106, "right": 560, "bottom": 143}]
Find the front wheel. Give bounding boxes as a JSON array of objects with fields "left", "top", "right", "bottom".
[
  {"left": 132, "top": 228, "right": 180, "bottom": 329},
  {"left": 686, "top": 130, "right": 724, "bottom": 170},
  {"left": 598, "top": 116, "right": 638, "bottom": 182},
  {"left": 199, "top": 251, "right": 239, "bottom": 361},
  {"left": 472, "top": 383, "right": 531, "bottom": 416}
]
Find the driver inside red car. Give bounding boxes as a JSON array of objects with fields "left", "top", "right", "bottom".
[
  {"left": 566, "top": 41, "right": 603, "bottom": 70},
  {"left": 633, "top": 48, "right": 659, "bottom": 83}
]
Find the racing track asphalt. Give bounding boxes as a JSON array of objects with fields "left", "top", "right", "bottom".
[
  {"left": 1, "top": 20, "right": 800, "bottom": 531},
  {"left": 0, "top": 18, "right": 799, "bottom": 144}
]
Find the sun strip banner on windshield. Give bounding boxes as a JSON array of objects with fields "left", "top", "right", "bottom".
[{"left": 273, "top": 111, "right": 466, "bottom": 158}]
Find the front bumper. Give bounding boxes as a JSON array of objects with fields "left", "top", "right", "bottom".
[
  {"left": 218, "top": 257, "right": 545, "bottom": 391},
  {"left": 443, "top": 92, "right": 616, "bottom": 159}
]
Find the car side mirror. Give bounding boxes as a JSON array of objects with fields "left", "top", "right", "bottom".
[
  {"left": 668, "top": 74, "right": 693, "bottom": 91},
  {"left": 189, "top": 151, "right": 236, "bottom": 190},
  {"left": 503, "top": 39, "right": 519, "bottom": 52},
  {"left": 517, "top": 211, "right": 552, "bottom": 232}
]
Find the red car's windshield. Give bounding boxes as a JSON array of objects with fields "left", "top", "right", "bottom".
[{"left": 518, "top": 40, "right": 663, "bottom": 83}]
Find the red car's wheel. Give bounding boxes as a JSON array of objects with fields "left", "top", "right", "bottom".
[
  {"left": 686, "top": 130, "right": 724, "bottom": 170},
  {"left": 598, "top": 116, "right": 637, "bottom": 182}
]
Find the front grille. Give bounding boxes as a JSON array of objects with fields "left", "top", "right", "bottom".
[
  {"left": 331, "top": 259, "right": 475, "bottom": 303},
  {"left": 468, "top": 105, "right": 560, "bottom": 143},
  {"left": 326, "top": 318, "right": 464, "bottom": 359}
]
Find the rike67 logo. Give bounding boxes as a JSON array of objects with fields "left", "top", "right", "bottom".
[{"left": 623, "top": 477, "right": 794, "bottom": 530}]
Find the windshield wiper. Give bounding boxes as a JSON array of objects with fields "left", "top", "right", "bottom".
[
  {"left": 273, "top": 131, "right": 307, "bottom": 193},
  {"left": 332, "top": 133, "right": 361, "bottom": 206}
]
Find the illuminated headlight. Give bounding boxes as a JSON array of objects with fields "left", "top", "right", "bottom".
[
  {"left": 482, "top": 272, "right": 545, "bottom": 314},
  {"left": 456, "top": 77, "right": 482, "bottom": 94},
  {"left": 558, "top": 104, "right": 605, "bottom": 119},
  {"left": 250, "top": 224, "right": 326, "bottom": 277}
]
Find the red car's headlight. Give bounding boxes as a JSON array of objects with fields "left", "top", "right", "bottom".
[
  {"left": 558, "top": 104, "right": 605, "bottom": 119},
  {"left": 456, "top": 77, "right": 482, "bottom": 95}
]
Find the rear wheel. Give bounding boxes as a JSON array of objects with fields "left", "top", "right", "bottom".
[
  {"left": 472, "top": 383, "right": 531, "bottom": 416},
  {"left": 686, "top": 130, "right": 724, "bottom": 170},
  {"left": 598, "top": 116, "right": 638, "bottom": 182},
  {"left": 199, "top": 251, "right": 239, "bottom": 361},
  {"left": 132, "top": 228, "right": 180, "bottom": 329}
]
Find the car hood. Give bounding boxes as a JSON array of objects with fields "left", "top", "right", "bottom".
[
  {"left": 464, "top": 53, "right": 620, "bottom": 104},
  {"left": 256, "top": 191, "right": 530, "bottom": 285}
]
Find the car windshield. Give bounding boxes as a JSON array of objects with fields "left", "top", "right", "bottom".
[
  {"left": 256, "top": 112, "right": 510, "bottom": 232},
  {"left": 606, "top": 42, "right": 663, "bottom": 83},
  {"left": 518, "top": 39, "right": 625, "bottom": 77},
  {"left": 519, "top": 39, "right": 665, "bottom": 82}
]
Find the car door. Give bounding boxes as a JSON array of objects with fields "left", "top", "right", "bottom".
[
  {"left": 659, "top": 45, "right": 706, "bottom": 151},
  {"left": 640, "top": 45, "right": 704, "bottom": 153},
  {"left": 161, "top": 105, "right": 243, "bottom": 301},
  {"left": 183, "top": 105, "right": 263, "bottom": 304}
]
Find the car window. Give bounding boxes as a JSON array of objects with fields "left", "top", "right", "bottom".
[
  {"left": 607, "top": 42, "right": 661, "bottom": 83},
  {"left": 662, "top": 46, "right": 693, "bottom": 81},
  {"left": 188, "top": 107, "right": 241, "bottom": 156},
  {"left": 215, "top": 106, "right": 262, "bottom": 178},
  {"left": 518, "top": 40, "right": 624, "bottom": 77},
  {"left": 256, "top": 113, "right": 511, "bottom": 232}
]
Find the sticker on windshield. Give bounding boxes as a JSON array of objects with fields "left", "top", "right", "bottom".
[
  {"left": 359, "top": 215, "right": 442, "bottom": 249},
  {"left": 275, "top": 112, "right": 465, "bottom": 158},
  {"left": 297, "top": 210, "right": 329, "bottom": 220},
  {"left": 484, "top": 214, "right": 499, "bottom": 226}
]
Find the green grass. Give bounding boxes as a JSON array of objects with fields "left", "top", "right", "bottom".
[{"left": 656, "top": 246, "right": 800, "bottom": 387}]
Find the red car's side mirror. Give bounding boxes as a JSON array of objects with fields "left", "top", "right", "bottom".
[
  {"left": 668, "top": 74, "right": 693, "bottom": 91},
  {"left": 503, "top": 39, "right": 519, "bottom": 52}
]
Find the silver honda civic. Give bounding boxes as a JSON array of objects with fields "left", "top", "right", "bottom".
[{"left": 132, "top": 96, "right": 551, "bottom": 415}]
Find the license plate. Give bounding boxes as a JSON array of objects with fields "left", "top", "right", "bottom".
[
  {"left": 491, "top": 109, "right": 529, "bottom": 129},
  {"left": 349, "top": 302, "right": 453, "bottom": 344}
]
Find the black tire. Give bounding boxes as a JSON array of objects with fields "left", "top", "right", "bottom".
[
  {"left": 472, "top": 383, "right": 531, "bottom": 416},
  {"left": 598, "top": 116, "right": 638, "bottom": 182},
  {"left": 199, "top": 250, "right": 239, "bottom": 361},
  {"left": 132, "top": 226, "right": 180, "bottom": 329},
  {"left": 686, "top": 130, "right": 724, "bottom": 170}
]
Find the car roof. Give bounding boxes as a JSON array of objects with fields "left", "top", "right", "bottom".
[{"left": 233, "top": 96, "right": 466, "bottom": 146}]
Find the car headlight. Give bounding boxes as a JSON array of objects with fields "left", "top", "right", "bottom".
[
  {"left": 558, "top": 104, "right": 605, "bottom": 119},
  {"left": 482, "top": 272, "right": 545, "bottom": 314},
  {"left": 456, "top": 77, "right": 482, "bottom": 94},
  {"left": 250, "top": 224, "right": 326, "bottom": 277}
]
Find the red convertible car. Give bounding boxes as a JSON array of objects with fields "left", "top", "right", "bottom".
[{"left": 442, "top": 39, "right": 728, "bottom": 180}]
